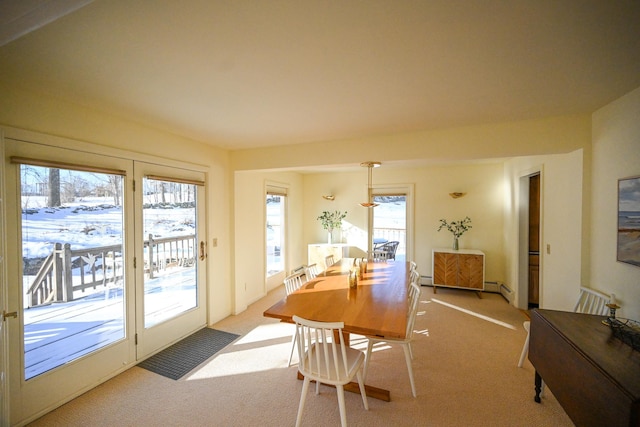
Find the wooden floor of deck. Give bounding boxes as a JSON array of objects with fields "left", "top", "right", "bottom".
[{"left": 23, "top": 272, "right": 195, "bottom": 379}]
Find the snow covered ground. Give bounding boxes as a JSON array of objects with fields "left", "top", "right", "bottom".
[{"left": 21, "top": 196, "right": 194, "bottom": 259}]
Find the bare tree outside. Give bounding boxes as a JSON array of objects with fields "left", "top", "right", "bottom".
[{"left": 48, "top": 168, "right": 61, "bottom": 207}]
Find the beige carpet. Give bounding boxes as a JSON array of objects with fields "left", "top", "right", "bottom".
[{"left": 28, "top": 286, "right": 574, "bottom": 426}]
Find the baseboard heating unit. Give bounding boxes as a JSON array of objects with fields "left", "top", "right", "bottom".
[{"left": 499, "top": 283, "right": 514, "bottom": 303}]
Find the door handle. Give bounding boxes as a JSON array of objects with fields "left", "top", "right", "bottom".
[
  {"left": 3, "top": 311, "right": 17, "bottom": 321},
  {"left": 200, "top": 241, "right": 207, "bottom": 261}
]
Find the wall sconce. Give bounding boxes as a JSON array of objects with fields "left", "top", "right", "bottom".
[
  {"left": 322, "top": 195, "right": 335, "bottom": 201},
  {"left": 449, "top": 192, "right": 466, "bottom": 199}
]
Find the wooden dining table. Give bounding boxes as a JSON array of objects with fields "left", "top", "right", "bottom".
[{"left": 263, "top": 258, "right": 411, "bottom": 401}]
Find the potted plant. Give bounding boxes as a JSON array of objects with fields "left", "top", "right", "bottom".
[
  {"left": 317, "top": 210, "right": 347, "bottom": 244},
  {"left": 437, "top": 216, "right": 472, "bottom": 250}
]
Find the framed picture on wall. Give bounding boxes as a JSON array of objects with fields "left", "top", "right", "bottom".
[{"left": 617, "top": 175, "right": 640, "bottom": 267}]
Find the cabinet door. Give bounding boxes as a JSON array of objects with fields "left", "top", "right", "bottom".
[
  {"left": 433, "top": 252, "right": 458, "bottom": 286},
  {"left": 458, "top": 254, "right": 484, "bottom": 289}
]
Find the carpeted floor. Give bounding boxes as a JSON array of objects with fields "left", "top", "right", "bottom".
[
  {"left": 29, "top": 285, "right": 575, "bottom": 426},
  {"left": 137, "top": 328, "right": 239, "bottom": 380}
]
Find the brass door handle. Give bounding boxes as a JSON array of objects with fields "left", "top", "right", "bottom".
[
  {"left": 3, "top": 311, "right": 17, "bottom": 321},
  {"left": 200, "top": 241, "right": 207, "bottom": 261}
]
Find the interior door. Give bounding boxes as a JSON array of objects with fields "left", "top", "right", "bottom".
[{"left": 134, "top": 162, "right": 207, "bottom": 359}]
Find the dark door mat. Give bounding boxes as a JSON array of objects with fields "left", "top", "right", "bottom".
[{"left": 138, "top": 328, "right": 239, "bottom": 380}]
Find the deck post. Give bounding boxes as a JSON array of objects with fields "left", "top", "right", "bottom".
[
  {"left": 148, "top": 234, "right": 155, "bottom": 279},
  {"left": 63, "top": 243, "right": 74, "bottom": 301},
  {"left": 53, "top": 243, "right": 64, "bottom": 303}
]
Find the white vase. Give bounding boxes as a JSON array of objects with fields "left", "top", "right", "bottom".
[{"left": 327, "top": 230, "right": 332, "bottom": 244}]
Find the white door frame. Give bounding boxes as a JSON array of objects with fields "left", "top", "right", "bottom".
[
  {"left": 2, "top": 128, "right": 210, "bottom": 425},
  {"left": 372, "top": 183, "right": 415, "bottom": 263},
  {"left": 517, "top": 167, "right": 543, "bottom": 310}
]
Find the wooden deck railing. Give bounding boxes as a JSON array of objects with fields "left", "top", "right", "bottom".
[{"left": 26, "top": 234, "right": 196, "bottom": 307}]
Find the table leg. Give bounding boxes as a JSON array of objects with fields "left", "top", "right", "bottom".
[
  {"left": 534, "top": 371, "right": 542, "bottom": 403},
  {"left": 333, "top": 330, "right": 350, "bottom": 346}
]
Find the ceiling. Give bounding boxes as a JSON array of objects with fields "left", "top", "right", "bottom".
[{"left": 1, "top": 0, "right": 639, "bottom": 151}]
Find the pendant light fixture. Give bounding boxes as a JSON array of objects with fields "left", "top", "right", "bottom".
[{"left": 360, "top": 161, "right": 381, "bottom": 207}]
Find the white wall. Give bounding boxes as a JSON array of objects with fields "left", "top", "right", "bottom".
[
  {"left": 591, "top": 86, "right": 640, "bottom": 319},
  {"left": 302, "top": 163, "right": 506, "bottom": 283},
  {"left": 233, "top": 170, "right": 304, "bottom": 312},
  {"left": 504, "top": 150, "right": 585, "bottom": 311},
  {"left": 0, "top": 84, "right": 233, "bottom": 325}
]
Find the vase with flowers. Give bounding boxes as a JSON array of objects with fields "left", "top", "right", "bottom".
[
  {"left": 317, "top": 210, "right": 347, "bottom": 244},
  {"left": 437, "top": 216, "right": 472, "bottom": 250}
]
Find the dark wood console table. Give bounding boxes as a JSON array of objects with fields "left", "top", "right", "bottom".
[{"left": 529, "top": 309, "right": 640, "bottom": 427}]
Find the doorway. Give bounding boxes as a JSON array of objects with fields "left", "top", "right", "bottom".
[
  {"left": 527, "top": 173, "right": 540, "bottom": 308},
  {"left": 371, "top": 184, "right": 414, "bottom": 263},
  {"left": 517, "top": 171, "right": 541, "bottom": 310},
  {"left": 372, "top": 194, "right": 407, "bottom": 261}
]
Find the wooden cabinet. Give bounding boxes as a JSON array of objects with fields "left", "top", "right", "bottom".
[
  {"left": 432, "top": 249, "right": 484, "bottom": 293},
  {"left": 308, "top": 244, "right": 350, "bottom": 270},
  {"left": 530, "top": 310, "right": 640, "bottom": 427}
]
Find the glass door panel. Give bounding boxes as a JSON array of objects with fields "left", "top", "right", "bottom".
[
  {"left": 20, "top": 165, "right": 126, "bottom": 379},
  {"left": 372, "top": 195, "right": 407, "bottom": 262},
  {"left": 134, "top": 163, "right": 206, "bottom": 359},
  {"left": 5, "top": 140, "right": 135, "bottom": 426},
  {"left": 142, "top": 177, "right": 197, "bottom": 328}
]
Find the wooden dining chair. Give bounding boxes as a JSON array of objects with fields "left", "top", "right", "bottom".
[
  {"left": 292, "top": 315, "right": 369, "bottom": 427},
  {"left": 283, "top": 271, "right": 307, "bottom": 366},
  {"left": 410, "top": 269, "right": 420, "bottom": 287},
  {"left": 324, "top": 255, "right": 335, "bottom": 269},
  {"left": 304, "top": 263, "right": 319, "bottom": 281},
  {"left": 284, "top": 271, "right": 305, "bottom": 296},
  {"left": 363, "top": 281, "right": 422, "bottom": 397}
]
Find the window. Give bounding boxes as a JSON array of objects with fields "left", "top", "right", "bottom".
[{"left": 266, "top": 186, "right": 287, "bottom": 277}]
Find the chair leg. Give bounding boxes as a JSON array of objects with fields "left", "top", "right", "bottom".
[
  {"left": 356, "top": 369, "right": 369, "bottom": 410},
  {"left": 518, "top": 321, "right": 530, "bottom": 368},
  {"left": 295, "top": 376, "right": 310, "bottom": 427},
  {"left": 363, "top": 340, "right": 375, "bottom": 383},
  {"left": 336, "top": 384, "right": 347, "bottom": 427},
  {"left": 288, "top": 333, "right": 298, "bottom": 366},
  {"left": 402, "top": 343, "right": 417, "bottom": 397}
]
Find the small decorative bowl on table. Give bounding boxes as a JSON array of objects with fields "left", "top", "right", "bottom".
[{"left": 604, "top": 317, "right": 640, "bottom": 352}]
